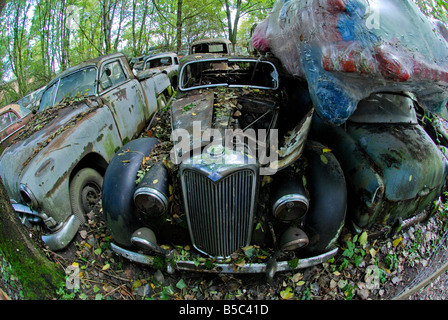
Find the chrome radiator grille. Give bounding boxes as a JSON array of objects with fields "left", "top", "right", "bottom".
[{"left": 181, "top": 168, "right": 257, "bottom": 258}]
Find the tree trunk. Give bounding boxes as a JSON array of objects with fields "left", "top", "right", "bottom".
[
  {"left": 224, "top": 0, "right": 241, "bottom": 52},
  {"left": 0, "top": 177, "right": 64, "bottom": 299},
  {"left": 176, "top": 0, "right": 183, "bottom": 53}
]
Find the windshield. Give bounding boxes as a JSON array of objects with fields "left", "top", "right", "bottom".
[
  {"left": 144, "top": 57, "right": 171, "bottom": 70},
  {"left": 349, "top": 93, "right": 418, "bottom": 124},
  {"left": 191, "top": 42, "right": 229, "bottom": 54},
  {"left": 39, "top": 67, "right": 97, "bottom": 111},
  {"left": 179, "top": 59, "right": 279, "bottom": 91}
]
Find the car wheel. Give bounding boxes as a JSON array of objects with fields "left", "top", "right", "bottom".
[{"left": 70, "top": 168, "right": 103, "bottom": 224}]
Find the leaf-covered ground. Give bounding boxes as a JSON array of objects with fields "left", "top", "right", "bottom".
[{"left": 14, "top": 197, "right": 442, "bottom": 301}]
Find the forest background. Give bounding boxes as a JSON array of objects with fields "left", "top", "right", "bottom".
[{"left": 0, "top": 0, "right": 447, "bottom": 107}]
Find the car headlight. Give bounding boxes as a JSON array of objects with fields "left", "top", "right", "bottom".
[{"left": 19, "top": 183, "right": 39, "bottom": 209}]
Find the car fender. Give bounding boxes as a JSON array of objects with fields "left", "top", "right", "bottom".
[
  {"left": 102, "top": 138, "right": 160, "bottom": 247},
  {"left": 302, "top": 141, "right": 347, "bottom": 255}
]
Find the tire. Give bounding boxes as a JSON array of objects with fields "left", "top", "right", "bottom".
[{"left": 70, "top": 168, "right": 103, "bottom": 224}]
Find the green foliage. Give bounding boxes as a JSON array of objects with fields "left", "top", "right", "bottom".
[
  {"left": 1, "top": 0, "right": 260, "bottom": 107},
  {"left": 340, "top": 233, "right": 367, "bottom": 269},
  {"left": 414, "top": 0, "right": 448, "bottom": 22}
]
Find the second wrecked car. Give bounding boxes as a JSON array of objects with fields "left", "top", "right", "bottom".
[
  {"left": 0, "top": 53, "right": 173, "bottom": 250},
  {"left": 133, "top": 52, "right": 179, "bottom": 87},
  {"left": 102, "top": 54, "right": 348, "bottom": 277}
]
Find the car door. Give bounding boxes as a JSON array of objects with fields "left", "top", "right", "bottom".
[{"left": 99, "top": 58, "right": 150, "bottom": 144}]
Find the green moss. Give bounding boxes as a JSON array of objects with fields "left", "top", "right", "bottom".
[
  {"left": 0, "top": 192, "right": 64, "bottom": 299},
  {"left": 0, "top": 239, "right": 64, "bottom": 299}
]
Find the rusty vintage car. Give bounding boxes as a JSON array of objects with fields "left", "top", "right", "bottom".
[
  {"left": 0, "top": 53, "right": 172, "bottom": 250},
  {"left": 134, "top": 52, "right": 179, "bottom": 88},
  {"left": 0, "top": 104, "right": 34, "bottom": 151},
  {"left": 102, "top": 54, "right": 348, "bottom": 277},
  {"left": 311, "top": 93, "right": 448, "bottom": 234}
]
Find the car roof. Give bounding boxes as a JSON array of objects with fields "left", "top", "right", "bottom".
[
  {"left": 0, "top": 104, "right": 31, "bottom": 118},
  {"left": 45, "top": 53, "right": 125, "bottom": 88},
  {"left": 191, "top": 38, "right": 231, "bottom": 45},
  {"left": 180, "top": 54, "right": 264, "bottom": 64},
  {"left": 144, "top": 52, "right": 177, "bottom": 61}
]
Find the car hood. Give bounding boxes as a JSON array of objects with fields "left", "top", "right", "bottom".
[
  {"left": 347, "top": 123, "right": 448, "bottom": 201},
  {"left": 135, "top": 68, "right": 164, "bottom": 81},
  {"left": 0, "top": 98, "right": 101, "bottom": 199},
  {"left": 170, "top": 87, "right": 313, "bottom": 171}
]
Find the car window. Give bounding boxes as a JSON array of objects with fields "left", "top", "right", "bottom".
[
  {"left": 17, "top": 95, "right": 31, "bottom": 108},
  {"left": 349, "top": 93, "right": 418, "bottom": 124},
  {"left": 39, "top": 82, "right": 59, "bottom": 111},
  {"left": 100, "top": 61, "right": 127, "bottom": 91},
  {"left": 55, "top": 67, "right": 97, "bottom": 103},
  {"left": 0, "top": 112, "right": 17, "bottom": 131},
  {"left": 144, "top": 57, "right": 165, "bottom": 70},
  {"left": 180, "top": 59, "right": 279, "bottom": 91},
  {"left": 39, "top": 67, "right": 97, "bottom": 112},
  {"left": 191, "top": 43, "right": 228, "bottom": 54}
]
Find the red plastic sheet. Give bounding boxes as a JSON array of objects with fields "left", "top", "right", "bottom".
[{"left": 252, "top": 0, "right": 448, "bottom": 124}]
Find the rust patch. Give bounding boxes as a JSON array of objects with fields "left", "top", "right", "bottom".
[
  {"left": 35, "top": 158, "right": 54, "bottom": 177},
  {"left": 45, "top": 142, "right": 95, "bottom": 198},
  {"left": 112, "top": 88, "right": 127, "bottom": 101}
]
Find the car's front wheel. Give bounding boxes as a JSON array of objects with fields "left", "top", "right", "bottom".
[{"left": 70, "top": 167, "right": 103, "bottom": 224}]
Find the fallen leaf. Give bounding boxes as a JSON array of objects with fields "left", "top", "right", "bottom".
[
  {"left": 393, "top": 236, "right": 403, "bottom": 247},
  {"left": 338, "top": 279, "right": 348, "bottom": 289},
  {"left": 280, "top": 287, "right": 294, "bottom": 300},
  {"left": 320, "top": 154, "right": 328, "bottom": 164},
  {"left": 103, "top": 284, "right": 113, "bottom": 292},
  {"left": 176, "top": 279, "right": 187, "bottom": 290},
  {"left": 102, "top": 263, "right": 110, "bottom": 271},
  {"left": 132, "top": 280, "right": 142, "bottom": 289},
  {"left": 359, "top": 231, "right": 368, "bottom": 248},
  {"left": 234, "top": 260, "right": 245, "bottom": 268}
]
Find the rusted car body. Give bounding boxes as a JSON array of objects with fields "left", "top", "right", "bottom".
[
  {"left": 134, "top": 52, "right": 179, "bottom": 87},
  {"left": 0, "top": 104, "right": 34, "bottom": 151},
  {"left": 102, "top": 54, "right": 347, "bottom": 277},
  {"left": 0, "top": 53, "right": 172, "bottom": 250},
  {"left": 312, "top": 93, "right": 448, "bottom": 232}
]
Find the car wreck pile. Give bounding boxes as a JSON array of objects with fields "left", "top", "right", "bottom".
[
  {"left": 101, "top": 0, "right": 448, "bottom": 278},
  {"left": 2, "top": 0, "right": 448, "bottom": 280}
]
